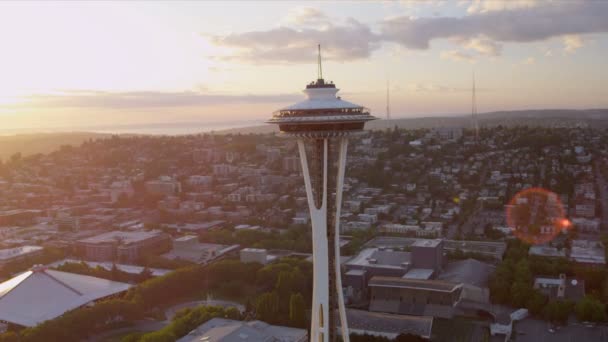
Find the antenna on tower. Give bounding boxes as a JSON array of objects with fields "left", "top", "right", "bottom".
[
  {"left": 472, "top": 70, "right": 479, "bottom": 141},
  {"left": 386, "top": 78, "right": 391, "bottom": 120},
  {"left": 317, "top": 44, "right": 323, "bottom": 80}
]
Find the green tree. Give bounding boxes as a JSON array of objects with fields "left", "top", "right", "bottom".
[
  {"left": 575, "top": 296, "right": 607, "bottom": 322},
  {"left": 542, "top": 300, "right": 573, "bottom": 324},
  {"left": 289, "top": 293, "right": 307, "bottom": 328},
  {"left": 256, "top": 292, "right": 280, "bottom": 323},
  {"left": 526, "top": 290, "right": 547, "bottom": 315}
]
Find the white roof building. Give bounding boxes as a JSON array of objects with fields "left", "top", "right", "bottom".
[
  {"left": 177, "top": 318, "right": 307, "bottom": 342},
  {"left": 0, "top": 266, "right": 131, "bottom": 327}
]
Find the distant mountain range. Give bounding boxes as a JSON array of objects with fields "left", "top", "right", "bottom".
[
  {"left": 217, "top": 108, "right": 608, "bottom": 134},
  {"left": 0, "top": 109, "right": 606, "bottom": 160}
]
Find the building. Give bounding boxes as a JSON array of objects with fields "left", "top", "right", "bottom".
[
  {"left": 177, "top": 318, "right": 307, "bottom": 342},
  {"left": 528, "top": 245, "right": 567, "bottom": 258},
  {"left": 411, "top": 239, "right": 443, "bottom": 273},
  {"left": 437, "top": 259, "right": 495, "bottom": 288},
  {"left": 534, "top": 274, "right": 585, "bottom": 302},
  {"left": 433, "top": 127, "right": 463, "bottom": 141},
  {"left": 570, "top": 239, "right": 606, "bottom": 265},
  {"left": 0, "top": 266, "right": 131, "bottom": 327},
  {"left": 344, "top": 248, "right": 412, "bottom": 286},
  {"left": 164, "top": 220, "right": 225, "bottom": 234},
  {"left": 240, "top": 248, "right": 269, "bottom": 265},
  {"left": 575, "top": 202, "right": 596, "bottom": 218},
  {"left": 109, "top": 181, "right": 134, "bottom": 203},
  {"left": 188, "top": 175, "right": 213, "bottom": 188},
  {"left": 571, "top": 217, "right": 601, "bottom": 233},
  {"left": 0, "top": 245, "right": 43, "bottom": 269},
  {"left": 283, "top": 156, "right": 300, "bottom": 173},
  {"left": 0, "top": 209, "right": 41, "bottom": 226},
  {"left": 145, "top": 177, "right": 181, "bottom": 196},
  {"left": 266, "top": 46, "right": 376, "bottom": 342},
  {"left": 56, "top": 212, "right": 80, "bottom": 231},
  {"left": 342, "top": 309, "right": 433, "bottom": 340},
  {"left": 368, "top": 276, "right": 462, "bottom": 318},
  {"left": 75, "top": 230, "right": 171, "bottom": 263},
  {"left": 162, "top": 235, "right": 238, "bottom": 264}
]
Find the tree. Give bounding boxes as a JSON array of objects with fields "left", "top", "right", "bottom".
[
  {"left": 256, "top": 292, "right": 280, "bottom": 323},
  {"left": 289, "top": 293, "right": 307, "bottom": 328},
  {"left": 575, "top": 296, "right": 607, "bottom": 322},
  {"left": 542, "top": 300, "right": 573, "bottom": 324},
  {"left": 526, "top": 290, "right": 547, "bottom": 315},
  {"left": 511, "top": 281, "right": 533, "bottom": 308}
]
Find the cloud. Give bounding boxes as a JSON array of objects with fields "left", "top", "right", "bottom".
[
  {"left": 209, "top": 2, "right": 608, "bottom": 63},
  {"left": 466, "top": 0, "right": 543, "bottom": 14},
  {"left": 14, "top": 91, "right": 302, "bottom": 109},
  {"left": 282, "top": 7, "right": 330, "bottom": 28},
  {"left": 563, "top": 34, "right": 584, "bottom": 53},
  {"left": 381, "top": 2, "right": 608, "bottom": 49},
  {"left": 440, "top": 50, "right": 475, "bottom": 62},
  {"left": 460, "top": 35, "right": 502, "bottom": 56},
  {"left": 210, "top": 18, "right": 381, "bottom": 63}
]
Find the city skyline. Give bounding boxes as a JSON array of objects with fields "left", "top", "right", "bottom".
[{"left": 1, "top": 1, "right": 608, "bottom": 132}]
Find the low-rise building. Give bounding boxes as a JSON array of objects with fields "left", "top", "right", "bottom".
[
  {"left": 0, "top": 246, "right": 44, "bottom": 269},
  {"left": 163, "top": 235, "right": 238, "bottom": 264},
  {"left": 240, "top": 248, "right": 269, "bottom": 265},
  {"left": 369, "top": 276, "right": 462, "bottom": 318},
  {"left": 571, "top": 217, "right": 601, "bottom": 233},
  {"left": 75, "top": 230, "right": 171, "bottom": 263},
  {"left": 343, "top": 309, "right": 433, "bottom": 340},
  {"left": 177, "top": 318, "right": 307, "bottom": 342},
  {"left": 570, "top": 240, "right": 606, "bottom": 265},
  {"left": 145, "top": 177, "right": 181, "bottom": 196},
  {"left": 529, "top": 245, "right": 567, "bottom": 258},
  {"left": 534, "top": 274, "right": 585, "bottom": 302}
]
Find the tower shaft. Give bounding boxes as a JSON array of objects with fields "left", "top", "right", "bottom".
[{"left": 297, "top": 137, "right": 349, "bottom": 342}]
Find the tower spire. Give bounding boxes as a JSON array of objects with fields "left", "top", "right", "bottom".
[
  {"left": 317, "top": 44, "right": 323, "bottom": 80},
  {"left": 386, "top": 79, "right": 391, "bottom": 120},
  {"left": 472, "top": 70, "right": 479, "bottom": 141}
]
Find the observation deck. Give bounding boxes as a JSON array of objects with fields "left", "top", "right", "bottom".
[{"left": 267, "top": 78, "right": 377, "bottom": 138}]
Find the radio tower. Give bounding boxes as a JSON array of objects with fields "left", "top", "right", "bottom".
[
  {"left": 472, "top": 71, "right": 479, "bottom": 141},
  {"left": 267, "top": 45, "right": 376, "bottom": 342},
  {"left": 386, "top": 79, "right": 391, "bottom": 120}
]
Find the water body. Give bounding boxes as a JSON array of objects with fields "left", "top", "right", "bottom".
[{"left": 0, "top": 120, "right": 265, "bottom": 136}]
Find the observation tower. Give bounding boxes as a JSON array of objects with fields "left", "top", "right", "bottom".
[{"left": 267, "top": 46, "right": 376, "bottom": 342}]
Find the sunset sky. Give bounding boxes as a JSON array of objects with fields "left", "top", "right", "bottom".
[{"left": 1, "top": 1, "right": 607, "bottom": 132}]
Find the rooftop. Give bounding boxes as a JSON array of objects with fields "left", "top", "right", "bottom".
[
  {"left": 402, "top": 268, "right": 435, "bottom": 280},
  {"left": 369, "top": 276, "right": 461, "bottom": 293},
  {"left": 0, "top": 267, "right": 131, "bottom": 327},
  {"left": 438, "top": 259, "right": 496, "bottom": 288},
  {"left": 529, "top": 245, "right": 567, "bottom": 258},
  {"left": 78, "top": 230, "right": 163, "bottom": 245},
  {"left": 570, "top": 240, "right": 606, "bottom": 264},
  {"left": 343, "top": 309, "right": 433, "bottom": 340},
  {"left": 412, "top": 239, "right": 442, "bottom": 248},
  {"left": 177, "top": 318, "right": 307, "bottom": 342},
  {"left": 0, "top": 245, "right": 43, "bottom": 261},
  {"left": 346, "top": 248, "right": 411, "bottom": 269}
]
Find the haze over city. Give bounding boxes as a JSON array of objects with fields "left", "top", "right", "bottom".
[{"left": 1, "top": 1, "right": 608, "bottom": 133}]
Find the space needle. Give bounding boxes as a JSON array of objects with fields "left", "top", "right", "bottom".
[{"left": 267, "top": 45, "right": 376, "bottom": 342}]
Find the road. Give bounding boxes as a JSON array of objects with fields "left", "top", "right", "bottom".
[{"left": 515, "top": 318, "right": 608, "bottom": 342}]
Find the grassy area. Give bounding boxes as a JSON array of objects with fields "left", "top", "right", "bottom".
[{"left": 431, "top": 317, "right": 475, "bottom": 342}]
